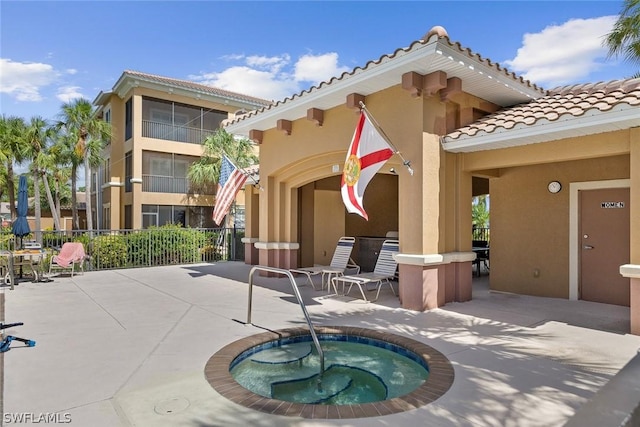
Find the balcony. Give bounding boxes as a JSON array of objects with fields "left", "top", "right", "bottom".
[
  {"left": 142, "top": 120, "right": 216, "bottom": 145},
  {"left": 142, "top": 175, "right": 215, "bottom": 195}
]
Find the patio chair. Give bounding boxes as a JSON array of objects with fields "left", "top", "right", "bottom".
[
  {"left": 290, "top": 236, "right": 360, "bottom": 291},
  {"left": 49, "top": 242, "right": 86, "bottom": 278},
  {"left": 472, "top": 240, "right": 489, "bottom": 276},
  {"left": 331, "top": 239, "right": 399, "bottom": 302}
]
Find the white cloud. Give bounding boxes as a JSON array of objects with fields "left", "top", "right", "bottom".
[
  {"left": 504, "top": 16, "right": 618, "bottom": 87},
  {"left": 245, "top": 54, "right": 290, "bottom": 73},
  {"left": 56, "top": 86, "right": 84, "bottom": 103},
  {"left": 221, "top": 53, "right": 245, "bottom": 61},
  {"left": 191, "top": 52, "right": 350, "bottom": 102},
  {"left": 0, "top": 58, "right": 58, "bottom": 101},
  {"left": 66, "top": 68, "right": 78, "bottom": 75},
  {"left": 193, "top": 66, "right": 298, "bottom": 101},
  {"left": 295, "top": 52, "right": 350, "bottom": 83}
]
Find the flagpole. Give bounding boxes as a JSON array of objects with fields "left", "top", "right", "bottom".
[
  {"left": 358, "top": 102, "right": 414, "bottom": 176},
  {"left": 222, "top": 151, "right": 264, "bottom": 190}
]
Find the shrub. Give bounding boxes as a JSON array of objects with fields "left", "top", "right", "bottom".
[{"left": 92, "top": 235, "right": 127, "bottom": 269}]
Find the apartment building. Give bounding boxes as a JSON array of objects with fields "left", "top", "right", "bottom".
[{"left": 92, "top": 70, "right": 270, "bottom": 230}]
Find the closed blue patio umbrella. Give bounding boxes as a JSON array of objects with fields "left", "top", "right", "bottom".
[{"left": 11, "top": 175, "right": 31, "bottom": 248}]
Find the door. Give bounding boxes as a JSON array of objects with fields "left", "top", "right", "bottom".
[{"left": 579, "top": 188, "right": 630, "bottom": 306}]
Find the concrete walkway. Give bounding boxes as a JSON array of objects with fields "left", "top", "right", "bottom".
[{"left": 2, "top": 262, "right": 640, "bottom": 426}]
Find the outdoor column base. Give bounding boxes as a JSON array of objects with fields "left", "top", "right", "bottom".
[
  {"left": 447, "top": 261, "right": 473, "bottom": 303},
  {"left": 399, "top": 264, "right": 444, "bottom": 310},
  {"left": 396, "top": 252, "right": 475, "bottom": 311},
  {"left": 631, "top": 278, "right": 640, "bottom": 335},
  {"left": 255, "top": 242, "right": 300, "bottom": 277},
  {"left": 241, "top": 237, "right": 259, "bottom": 265},
  {"left": 620, "top": 265, "right": 640, "bottom": 335}
]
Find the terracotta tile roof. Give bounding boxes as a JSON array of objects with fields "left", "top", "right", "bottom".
[
  {"left": 241, "top": 164, "right": 260, "bottom": 185},
  {"left": 444, "top": 78, "right": 640, "bottom": 143},
  {"left": 122, "top": 70, "right": 272, "bottom": 107},
  {"left": 225, "top": 33, "right": 546, "bottom": 128}
]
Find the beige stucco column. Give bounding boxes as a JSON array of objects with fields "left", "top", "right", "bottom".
[
  {"left": 623, "top": 128, "right": 640, "bottom": 335},
  {"left": 395, "top": 98, "right": 474, "bottom": 311},
  {"left": 255, "top": 168, "right": 299, "bottom": 274},
  {"left": 396, "top": 131, "right": 442, "bottom": 310},
  {"left": 131, "top": 93, "right": 144, "bottom": 229},
  {"left": 107, "top": 179, "right": 122, "bottom": 229},
  {"left": 242, "top": 185, "right": 260, "bottom": 265},
  {"left": 395, "top": 135, "right": 475, "bottom": 310}
]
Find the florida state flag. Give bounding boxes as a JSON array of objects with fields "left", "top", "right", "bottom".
[{"left": 341, "top": 111, "right": 394, "bottom": 220}]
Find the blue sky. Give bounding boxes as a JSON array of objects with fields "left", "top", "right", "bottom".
[{"left": 0, "top": 1, "right": 635, "bottom": 122}]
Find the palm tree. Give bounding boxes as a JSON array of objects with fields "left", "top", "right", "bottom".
[
  {"left": 57, "top": 99, "right": 111, "bottom": 231},
  {"left": 36, "top": 129, "right": 71, "bottom": 231},
  {"left": 606, "top": 0, "right": 640, "bottom": 72},
  {"left": 472, "top": 195, "right": 490, "bottom": 228},
  {"left": 0, "top": 115, "right": 28, "bottom": 221},
  {"left": 24, "top": 116, "right": 55, "bottom": 242},
  {"left": 188, "top": 128, "right": 257, "bottom": 191}
]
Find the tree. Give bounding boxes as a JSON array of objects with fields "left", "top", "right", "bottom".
[
  {"left": 606, "top": 0, "right": 640, "bottom": 71},
  {"left": 472, "top": 195, "right": 490, "bottom": 228},
  {"left": 57, "top": 99, "right": 111, "bottom": 231},
  {"left": 0, "top": 115, "right": 28, "bottom": 220},
  {"left": 188, "top": 128, "right": 257, "bottom": 192},
  {"left": 36, "top": 128, "right": 73, "bottom": 231},
  {"left": 24, "top": 116, "right": 55, "bottom": 241}
]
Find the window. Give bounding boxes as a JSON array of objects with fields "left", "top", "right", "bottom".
[
  {"left": 150, "top": 158, "right": 172, "bottom": 176},
  {"left": 141, "top": 96, "right": 227, "bottom": 143},
  {"left": 142, "top": 205, "right": 188, "bottom": 228},
  {"left": 188, "top": 206, "right": 215, "bottom": 228},
  {"left": 102, "top": 206, "right": 110, "bottom": 230},
  {"left": 125, "top": 151, "right": 132, "bottom": 192},
  {"left": 125, "top": 98, "right": 132, "bottom": 140},
  {"left": 103, "top": 158, "right": 110, "bottom": 185},
  {"left": 124, "top": 205, "right": 132, "bottom": 229},
  {"left": 141, "top": 152, "right": 197, "bottom": 194},
  {"left": 142, "top": 204, "right": 158, "bottom": 228},
  {"left": 233, "top": 206, "right": 246, "bottom": 228}
]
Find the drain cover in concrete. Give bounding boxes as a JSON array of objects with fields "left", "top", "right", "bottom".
[{"left": 154, "top": 397, "right": 190, "bottom": 415}]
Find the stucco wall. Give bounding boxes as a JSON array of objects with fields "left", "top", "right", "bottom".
[
  {"left": 491, "top": 154, "right": 630, "bottom": 298},
  {"left": 295, "top": 174, "right": 398, "bottom": 267}
]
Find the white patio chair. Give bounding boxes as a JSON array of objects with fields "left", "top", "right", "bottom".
[
  {"left": 290, "top": 236, "right": 359, "bottom": 291},
  {"left": 331, "top": 239, "right": 399, "bottom": 302},
  {"left": 49, "top": 242, "right": 86, "bottom": 278}
]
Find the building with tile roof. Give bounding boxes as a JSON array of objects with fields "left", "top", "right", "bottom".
[
  {"left": 92, "top": 70, "right": 270, "bottom": 230},
  {"left": 225, "top": 26, "right": 640, "bottom": 335}
]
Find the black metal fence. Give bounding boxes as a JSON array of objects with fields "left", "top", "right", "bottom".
[
  {"left": 0, "top": 226, "right": 245, "bottom": 272},
  {"left": 472, "top": 227, "right": 490, "bottom": 242}
]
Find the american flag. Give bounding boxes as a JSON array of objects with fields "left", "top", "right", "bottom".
[{"left": 212, "top": 156, "right": 248, "bottom": 226}]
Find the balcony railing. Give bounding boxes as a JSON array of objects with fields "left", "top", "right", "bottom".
[
  {"left": 142, "top": 175, "right": 215, "bottom": 195},
  {"left": 142, "top": 120, "right": 216, "bottom": 144},
  {"left": 472, "top": 227, "right": 490, "bottom": 242}
]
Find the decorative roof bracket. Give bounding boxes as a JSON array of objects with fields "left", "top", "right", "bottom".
[
  {"left": 306, "top": 108, "right": 324, "bottom": 126},
  {"left": 249, "top": 129, "right": 263, "bottom": 144},
  {"left": 346, "top": 93, "right": 366, "bottom": 111},
  {"left": 277, "top": 119, "right": 292, "bottom": 135},
  {"left": 440, "top": 77, "right": 462, "bottom": 102}
]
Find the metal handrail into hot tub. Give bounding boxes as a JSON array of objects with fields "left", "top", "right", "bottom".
[{"left": 246, "top": 266, "right": 325, "bottom": 379}]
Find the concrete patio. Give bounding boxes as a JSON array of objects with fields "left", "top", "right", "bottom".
[{"left": 2, "top": 262, "right": 639, "bottom": 426}]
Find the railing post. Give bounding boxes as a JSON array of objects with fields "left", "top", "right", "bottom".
[
  {"left": 247, "top": 266, "right": 325, "bottom": 380},
  {"left": 231, "top": 226, "right": 236, "bottom": 261}
]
